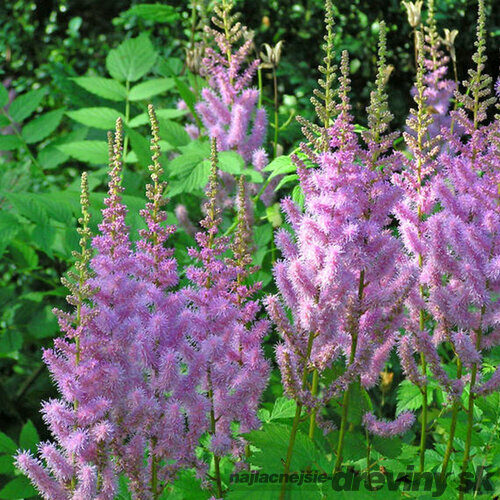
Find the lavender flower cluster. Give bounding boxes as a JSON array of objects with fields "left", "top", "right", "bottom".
[{"left": 16, "top": 112, "right": 269, "bottom": 499}]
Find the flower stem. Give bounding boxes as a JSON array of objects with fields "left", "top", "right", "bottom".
[
  {"left": 308, "top": 369, "right": 319, "bottom": 439},
  {"left": 279, "top": 332, "right": 315, "bottom": 500},
  {"left": 419, "top": 351, "right": 428, "bottom": 473},
  {"left": 334, "top": 269, "right": 364, "bottom": 473},
  {"left": 272, "top": 67, "right": 279, "bottom": 159},
  {"left": 439, "top": 358, "right": 462, "bottom": 482},
  {"left": 207, "top": 368, "right": 223, "bottom": 498},
  {"left": 458, "top": 329, "right": 482, "bottom": 500}
]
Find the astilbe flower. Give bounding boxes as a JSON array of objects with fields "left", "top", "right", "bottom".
[
  {"left": 423, "top": 0, "right": 500, "bottom": 397},
  {"left": 418, "top": 0, "right": 457, "bottom": 141},
  {"left": 267, "top": 44, "right": 416, "bottom": 444},
  {"left": 180, "top": 139, "right": 270, "bottom": 491},
  {"left": 392, "top": 29, "right": 463, "bottom": 402},
  {"left": 16, "top": 115, "right": 205, "bottom": 499},
  {"left": 195, "top": 1, "right": 267, "bottom": 163}
]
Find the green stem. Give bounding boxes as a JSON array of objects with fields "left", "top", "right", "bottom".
[
  {"left": 258, "top": 67, "right": 263, "bottom": 108},
  {"left": 208, "top": 369, "right": 223, "bottom": 498},
  {"left": 151, "top": 438, "right": 158, "bottom": 499},
  {"left": 458, "top": 329, "right": 482, "bottom": 500},
  {"left": 279, "top": 332, "right": 315, "bottom": 500},
  {"left": 123, "top": 80, "right": 130, "bottom": 163},
  {"left": 334, "top": 270, "right": 364, "bottom": 473},
  {"left": 439, "top": 358, "right": 463, "bottom": 482},
  {"left": 308, "top": 369, "right": 319, "bottom": 439},
  {"left": 365, "top": 428, "right": 372, "bottom": 489},
  {"left": 419, "top": 351, "right": 428, "bottom": 473},
  {"left": 272, "top": 67, "right": 279, "bottom": 159}
]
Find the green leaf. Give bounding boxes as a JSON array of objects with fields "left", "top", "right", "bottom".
[
  {"left": 242, "top": 168, "right": 264, "bottom": 183},
  {"left": 0, "top": 135, "right": 23, "bottom": 151},
  {"left": 218, "top": 151, "right": 245, "bottom": 175},
  {"left": 21, "top": 108, "right": 65, "bottom": 144},
  {"left": 9, "top": 88, "right": 46, "bottom": 123},
  {"left": 246, "top": 423, "right": 319, "bottom": 472},
  {"left": 0, "top": 432, "right": 17, "bottom": 454},
  {"left": 129, "top": 78, "right": 175, "bottom": 101},
  {"left": 0, "top": 456, "right": 15, "bottom": 475},
  {"left": 6, "top": 193, "right": 49, "bottom": 226},
  {"left": 57, "top": 140, "right": 109, "bottom": 164},
  {"left": 0, "top": 85, "right": 8, "bottom": 107},
  {"left": 0, "top": 212, "right": 20, "bottom": 256},
  {"left": 168, "top": 152, "right": 210, "bottom": 196},
  {"left": 32, "top": 224, "right": 56, "bottom": 257},
  {"left": 275, "top": 174, "right": 298, "bottom": 192},
  {"left": 159, "top": 119, "right": 190, "bottom": 148},
  {"left": 106, "top": 34, "right": 157, "bottom": 82},
  {"left": 270, "top": 397, "right": 298, "bottom": 420},
  {"left": 266, "top": 203, "right": 283, "bottom": 228},
  {"left": 8, "top": 239, "right": 38, "bottom": 270},
  {"left": 0, "top": 330, "right": 23, "bottom": 358},
  {"left": 66, "top": 107, "right": 124, "bottom": 130},
  {"left": 126, "top": 127, "right": 151, "bottom": 168},
  {"left": 372, "top": 436, "right": 402, "bottom": 459},
  {"left": 37, "top": 128, "right": 88, "bottom": 170},
  {"left": 19, "top": 421, "right": 39, "bottom": 453},
  {"left": 124, "top": 3, "right": 179, "bottom": 23},
  {"left": 173, "top": 77, "right": 201, "bottom": 126},
  {"left": 72, "top": 77, "right": 127, "bottom": 102},
  {"left": 262, "top": 155, "right": 295, "bottom": 179},
  {"left": 292, "top": 184, "right": 304, "bottom": 208},
  {"left": 0, "top": 477, "right": 37, "bottom": 500},
  {"left": 396, "top": 380, "right": 427, "bottom": 414},
  {"left": 0, "top": 115, "right": 10, "bottom": 127},
  {"left": 128, "top": 108, "right": 186, "bottom": 127}
]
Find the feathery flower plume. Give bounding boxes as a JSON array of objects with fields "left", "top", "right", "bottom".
[
  {"left": 181, "top": 138, "right": 270, "bottom": 497},
  {"left": 268, "top": 14, "right": 415, "bottom": 497}
]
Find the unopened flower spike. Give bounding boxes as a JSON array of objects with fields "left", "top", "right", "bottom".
[{"left": 298, "top": 0, "right": 337, "bottom": 151}]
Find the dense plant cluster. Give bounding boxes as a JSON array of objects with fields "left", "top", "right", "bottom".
[{"left": 0, "top": 0, "right": 499, "bottom": 499}]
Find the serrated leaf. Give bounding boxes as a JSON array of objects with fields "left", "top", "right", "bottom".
[
  {"left": 126, "top": 127, "right": 151, "bottom": 168},
  {"left": 0, "top": 85, "right": 8, "bottom": 107},
  {"left": 270, "top": 397, "right": 297, "bottom": 420},
  {"left": 72, "top": 77, "right": 127, "bottom": 101},
  {"left": 0, "top": 477, "right": 37, "bottom": 499},
  {"left": 21, "top": 108, "right": 65, "bottom": 144},
  {"left": 173, "top": 77, "right": 202, "bottom": 127},
  {"left": 159, "top": 119, "right": 190, "bottom": 148},
  {"left": 0, "top": 135, "right": 23, "bottom": 151},
  {"left": 57, "top": 140, "right": 109, "bottom": 164},
  {"left": 372, "top": 436, "right": 403, "bottom": 459},
  {"left": 168, "top": 151, "right": 210, "bottom": 196},
  {"left": 19, "top": 420, "right": 39, "bottom": 453},
  {"left": 66, "top": 107, "right": 124, "bottom": 130},
  {"left": 129, "top": 78, "right": 175, "bottom": 101},
  {"left": 9, "top": 239, "right": 38, "bottom": 270},
  {"left": 6, "top": 192, "right": 49, "bottom": 226},
  {"left": 9, "top": 87, "right": 46, "bottom": 122},
  {"left": 246, "top": 423, "right": 319, "bottom": 472},
  {"left": 128, "top": 108, "right": 186, "bottom": 127},
  {"left": 218, "top": 151, "right": 245, "bottom": 175},
  {"left": 275, "top": 174, "right": 299, "bottom": 191},
  {"left": 106, "top": 34, "right": 157, "bottom": 82},
  {"left": 242, "top": 168, "right": 264, "bottom": 183},
  {"left": 0, "top": 432, "right": 17, "bottom": 454},
  {"left": 0, "top": 212, "right": 20, "bottom": 256},
  {"left": 124, "top": 3, "right": 179, "bottom": 23},
  {"left": 37, "top": 128, "right": 88, "bottom": 170},
  {"left": 396, "top": 380, "right": 427, "bottom": 414},
  {"left": 262, "top": 155, "right": 295, "bottom": 179}
]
